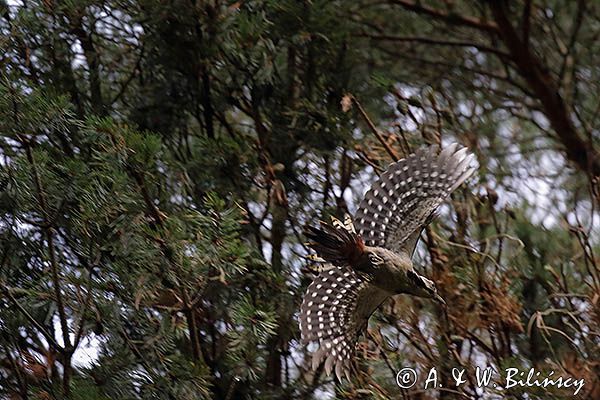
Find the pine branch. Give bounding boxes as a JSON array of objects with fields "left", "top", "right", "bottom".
[{"left": 1, "top": 283, "right": 63, "bottom": 352}]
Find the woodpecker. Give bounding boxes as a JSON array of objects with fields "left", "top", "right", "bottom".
[{"left": 299, "top": 143, "right": 476, "bottom": 381}]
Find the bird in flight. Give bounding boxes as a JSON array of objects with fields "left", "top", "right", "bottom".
[{"left": 299, "top": 143, "right": 476, "bottom": 381}]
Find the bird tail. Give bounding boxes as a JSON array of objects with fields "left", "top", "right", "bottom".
[{"left": 305, "top": 217, "right": 364, "bottom": 266}]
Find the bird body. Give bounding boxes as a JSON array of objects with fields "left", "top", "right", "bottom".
[
  {"left": 357, "top": 246, "right": 414, "bottom": 294},
  {"left": 300, "top": 143, "right": 476, "bottom": 380}
]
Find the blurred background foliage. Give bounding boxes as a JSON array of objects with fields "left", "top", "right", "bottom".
[{"left": 0, "top": 0, "right": 599, "bottom": 399}]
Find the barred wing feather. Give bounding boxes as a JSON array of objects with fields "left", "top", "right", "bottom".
[
  {"left": 299, "top": 266, "right": 389, "bottom": 381},
  {"left": 354, "top": 144, "right": 476, "bottom": 255}
]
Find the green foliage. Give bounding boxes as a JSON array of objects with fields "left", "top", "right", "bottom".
[{"left": 1, "top": 1, "right": 599, "bottom": 399}]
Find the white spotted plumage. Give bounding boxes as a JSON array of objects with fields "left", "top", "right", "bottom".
[
  {"left": 299, "top": 264, "right": 383, "bottom": 381},
  {"left": 300, "top": 144, "right": 476, "bottom": 381},
  {"left": 355, "top": 143, "right": 476, "bottom": 255}
]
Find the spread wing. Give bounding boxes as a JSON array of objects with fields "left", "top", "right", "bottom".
[
  {"left": 299, "top": 266, "right": 389, "bottom": 381},
  {"left": 354, "top": 143, "right": 476, "bottom": 255}
]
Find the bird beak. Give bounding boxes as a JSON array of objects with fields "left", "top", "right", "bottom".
[{"left": 434, "top": 293, "right": 446, "bottom": 306}]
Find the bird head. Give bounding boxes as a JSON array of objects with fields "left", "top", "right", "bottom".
[{"left": 416, "top": 275, "right": 446, "bottom": 306}]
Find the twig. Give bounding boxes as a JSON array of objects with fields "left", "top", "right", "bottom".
[
  {"left": 350, "top": 95, "right": 400, "bottom": 162},
  {"left": 1, "top": 283, "right": 63, "bottom": 352},
  {"left": 390, "top": 0, "right": 500, "bottom": 34}
]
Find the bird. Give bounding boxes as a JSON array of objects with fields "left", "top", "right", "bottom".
[{"left": 299, "top": 143, "right": 476, "bottom": 381}]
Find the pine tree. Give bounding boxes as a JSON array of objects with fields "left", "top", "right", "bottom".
[{"left": 1, "top": 1, "right": 599, "bottom": 399}]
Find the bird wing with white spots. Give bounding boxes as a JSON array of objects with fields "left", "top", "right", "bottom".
[
  {"left": 354, "top": 144, "right": 476, "bottom": 255},
  {"left": 299, "top": 266, "right": 389, "bottom": 381}
]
